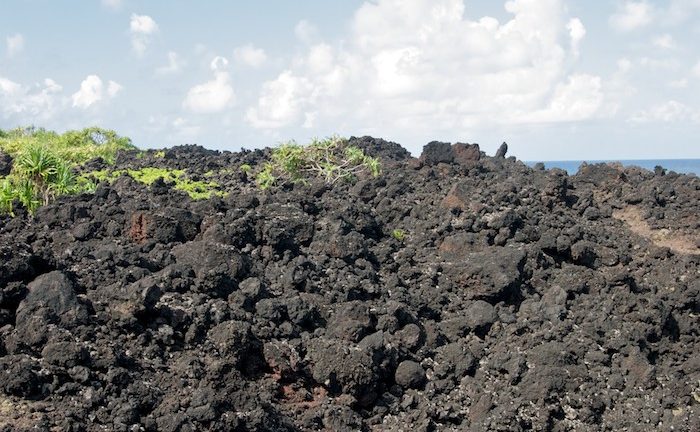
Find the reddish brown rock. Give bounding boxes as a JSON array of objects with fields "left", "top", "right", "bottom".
[{"left": 452, "top": 142, "right": 481, "bottom": 165}]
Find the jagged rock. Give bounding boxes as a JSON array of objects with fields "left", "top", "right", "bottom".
[
  {"left": 452, "top": 142, "right": 481, "bottom": 165},
  {"left": 395, "top": 360, "right": 426, "bottom": 389},
  {"left": 420, "top": 141, "right": 454, "bottom": 166},
  {"left": 495, "top": 142, "right": 508, "bottom": 158},
  {"left": 0, "top": 136, "right": 697, "bottom": 431}
]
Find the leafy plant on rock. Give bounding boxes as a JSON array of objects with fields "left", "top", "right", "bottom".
[
  {"left": 0, "top": 126, "right": 135, "bottom": 165},
  {"left": 80, "top": 166, "right": 226, "bottom": 200},
  {"left": 0, "top": 145, "right": 90, "bottom": 214},
  {"left": 391, "top": 229, "right": 406, "bottom": 242},
  {"left": 0, "top": 179, "right": 16, "bottom": 215},
  {"left": 0, "top": 126, "right": 138, "bottom": 215},
  {"left": 255, "top": 136, "right": 381, "bottom": 190}
]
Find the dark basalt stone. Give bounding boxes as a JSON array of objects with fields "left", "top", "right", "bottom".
[{"left": 0, "top": 136, "right": 697, "bottom": 431}]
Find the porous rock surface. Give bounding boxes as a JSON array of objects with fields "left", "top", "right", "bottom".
[{"left": 0, "top": 136, "right": 699, "bottom": 431}]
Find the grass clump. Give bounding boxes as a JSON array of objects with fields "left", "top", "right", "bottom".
[{"left": 255, "top": 136, "right": 380, "bottom": 190}]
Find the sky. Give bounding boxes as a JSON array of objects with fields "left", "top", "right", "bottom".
[{"left": 1, "top": 0, "right": 700, "bottom": 160}]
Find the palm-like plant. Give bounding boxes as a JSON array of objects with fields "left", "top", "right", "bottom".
[
  {"left": 1, "top": 144, "right": 83, "bottom": 214},
  {"left": 15, "top": 179, "right": 40, "bottom": 213},
  {"left": 16, "top": 145, "right": 57, "bottom": 186},
  {"left": 49, "top": 161, "right": 77, "bottom": 197}
]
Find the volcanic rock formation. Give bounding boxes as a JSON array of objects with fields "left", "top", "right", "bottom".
[{"left": 0, "top": 136, "right": 698, "bottom": 431}]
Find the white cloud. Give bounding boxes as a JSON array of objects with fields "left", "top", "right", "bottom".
[
  {"left": 247, "top": 0, "right": 605, "bottom": 139},
  {"left": 130, "top": 13, "right": 158, "bottom": 34},
  {"left": 233, "top": 44, "right": 267, "bottom": 68},
  {"left": 172, "top": 117, "right": 201, "bottom": 139},
  {"left": 295, "top": 20, "right": 319, "bottom": 44},
  {"left": 630, "top": 100, "right": 698, "bottom": 123},
  {"left": 0, "top": 76, "right": 63, "bottom": 120},
  {"left": 246, "top": 71, "right": 312, "bottom": 128},
  {"left": 668, "top": 78, "right": 688, "bottom": 88},
  {"left": 107, "top": 80, "right": 122, "bottom": 97},
  {"left": 610, "top": 1, "right": 654, "bottom": 32},
  {"left": 147, "top": 114, "right": 202, "bottom": 142},
  {"left": 519, "top": 75, "right": 604, "bottom": 123},
  {"left": 182, "top": 56, "right": 235, "bottom": 113},
  {"left": 129, "top": 14, "right": 158, "bottom": 56},
  {"left": 71, "top": 75, "right": 122, "bottom": 109},
  {"left": 156, "top": 51, "right": 184, "bottom": 74},
  {"left": 639, "top": 56, "right": 680, "bottom": 71},
  {"left": 617, "top": 58, "right": 633, "bottom": 73},
  {"left": 6, "top": 33, "right": 24, "bottom": 57},
  {"left": 72, "top": 76, "right": 102, "bottom": 108},
  {"left": 0, "top": 77, "right": 22, "bottom": 95},
  {"left": 210, "top": 56, "right": 228, "bottom": 72},
  {"left": 652, "top": 34, "right": 676, "bottom": 49},
  {"left": 101, "top": 0, "right": 122, "bottom": 10},
  {"left": 693, "top": 60, "right": 700, "bottom": 77},
  {"left": 567, "top": 18, "right": 586, "bottom": 56},
  {"left": 666, "top": 0, "right": 700, "bottom": 24}
]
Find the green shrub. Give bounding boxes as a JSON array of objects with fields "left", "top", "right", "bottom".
[
  {"left": 10, "top": 145, "right": 72, "bottom": 208},
  {"left": 15, "top": 178, "right": 41, "bottom": 213},
  {"left": 391, "top": 229, "right": 406, "bottom": 242},
  {"left": 0, "top": 179, "right": 15, "bottom": 215},
  {"left": 0, "top": 126, "right": 135, "bottom": 215},
  {"left": 255, "top": 136, "right": 380, "bottom": 190},
  {"left": 0, "top": 126, "right": 135, "bottom": 164}
]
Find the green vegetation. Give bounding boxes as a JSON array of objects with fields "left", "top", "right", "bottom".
[
  {"left": 391, "top": 229, "right": 406, "bottom": 242},
  {"left": 0, "top": 126, "right": 134, "bottom": 215},
  {"left": 0, "top": 126, "right": 135, "bottom": 164},
  {"left": 173, "top": 177, "right": 224, "bottom": 200},
  {"left": 0, "top": 145, "right": 95, "bottom": 215},
  {"left": 0, "top": 179, "right": 18, "bottom": 214},
  {"left": 80, "top": 167, "right": 226, "bottom": 200},
  {"left": 127, "top": 167, "right": 185, "bottom": 185},
  {"left": 255, "top": 136, "right": 381, "bottom": 190},
  {"left": 0, "top": 129, "right": 377, "bottom": 215}
]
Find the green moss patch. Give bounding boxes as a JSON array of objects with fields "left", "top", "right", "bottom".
[{"left": 80, "top": 167, "right": 226, "bottom": 200}]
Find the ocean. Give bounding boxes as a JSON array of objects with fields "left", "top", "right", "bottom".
[{"left": 525, "top": 159, "right": 700, "bottom": 176}]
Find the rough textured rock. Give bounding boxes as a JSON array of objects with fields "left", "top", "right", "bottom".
[
  {"left": 452, "top": 142, "right": 481, "bottom": 165},
  {"left": 420, "top": 141, "right": 454, "bottom": 166},
  {"left": 0, "top": 135, "right": 698, "bottom": 431},
  {"left": 395, "top": 360, "right": 426, "bottom": 389},
  {"left": 13, "top": 271, "right": 88, "bottom": 349},
  {"left": 495, "top": 142, "right": 508, "bottom": 158}
]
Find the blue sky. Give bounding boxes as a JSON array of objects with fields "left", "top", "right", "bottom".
[{"left": 1, "top": 0, "right": 700, "bottom": 160}]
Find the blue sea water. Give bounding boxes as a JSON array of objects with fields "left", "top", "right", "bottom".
[{"left": 525, "top": 159, "right": 700, "bottom": 176}]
